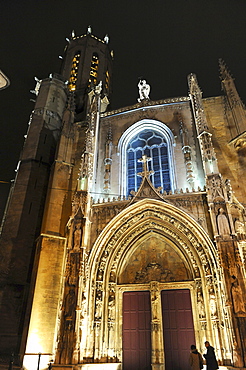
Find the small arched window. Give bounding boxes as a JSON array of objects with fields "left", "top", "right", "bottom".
[{"left": 127, "top": 130, "right": 171, "bottom": 195}]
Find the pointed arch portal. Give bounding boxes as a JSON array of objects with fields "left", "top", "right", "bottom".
[{"left": 81, "top": 199, "right": 226, "bottom": 369}]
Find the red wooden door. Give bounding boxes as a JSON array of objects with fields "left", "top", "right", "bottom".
[
  {"left": 122, "top": 291, "right": 151, "bottom": 370},
  {"left": 161, "top": 289, "right": 195, "bottom": 370}
]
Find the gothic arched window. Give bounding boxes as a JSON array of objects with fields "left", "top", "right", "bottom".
[
  {"left": 68, "top": 51, "right": 81, "bottom": 91},
  {"left": 127, "top": 130, "right": 171, "bottom": 195},
  {"left": 88, "top": 53, "right": 99, "bottom": 87},
  {"left": 118, "top": 119, "right": 176, "bottom": 197}
]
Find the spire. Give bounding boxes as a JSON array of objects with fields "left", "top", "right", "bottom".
[
  {"left": 188, "top": 73, "right": 219, "bottom": 176},
  {"left": 219, "top": 59, "right": 233, "bottom": 81},
  {"left": 218, "top": 59, "right": 246, "bottom": 139},
  {"left": 188, "top": 73, "right": 209, "bottom": 134}
]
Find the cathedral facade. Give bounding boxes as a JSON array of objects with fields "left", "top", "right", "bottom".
[{"left": 1, "top": 30, "right": 246, "bottom": 370}]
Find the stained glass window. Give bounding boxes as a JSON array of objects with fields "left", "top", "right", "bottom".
[{"left": 127, "top": 130, "right": 171, "bottom": 195}]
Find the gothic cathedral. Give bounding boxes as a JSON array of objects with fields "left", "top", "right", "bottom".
[{"left": 1, "top": 29, "right": 246, "bottom": 370}]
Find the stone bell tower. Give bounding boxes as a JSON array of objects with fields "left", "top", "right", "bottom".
[
  {"left": 0, "top": 73, "right": 67, "bottom": 361},
  {"left": 60, "top": 27, "right": 113, "bottom": 120},
  {"left": 0, "top": 27, "right": 113, "bottom": 369},
  {"left": 22, "top": 29, "right": 113, "bottom": 370}
]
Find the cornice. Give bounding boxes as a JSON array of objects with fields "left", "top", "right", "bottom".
[{"left": 101, "top": 97, "right": 190, "bottom": 118}]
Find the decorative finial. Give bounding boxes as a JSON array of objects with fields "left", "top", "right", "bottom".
[
  {"left": 138, "top": 79, "right": 150, "bottom": 102},
  {"left": 87, "top": 25, "right": 92, "bottom": 34},
  {"left": 30, "top": 77, "right": 41, "bottom": 96},
  {"left": 219, "top": 59, "right": 233, "bottom": 81},
  {"left": 104, "top": 34, "right": 109, "bottom": 44}
]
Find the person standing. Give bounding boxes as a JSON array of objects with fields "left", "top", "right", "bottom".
[
  {"left": 203, "top": 341, "right": 218, "bottom": 370},
  {"left": 189, "top": 344, "right": 203, "bottom": 370}
]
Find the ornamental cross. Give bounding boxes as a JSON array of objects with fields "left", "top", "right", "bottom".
[{"left": 137, "top": 155, "right": 154, "bottom": 179}]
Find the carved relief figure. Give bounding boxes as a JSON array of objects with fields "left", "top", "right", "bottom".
[
  {"left": 231, "top": 278, "right": 246, "bottom": 315},
  {"left": 64, "top": 288, "right": 76, "bottom": 321},
  {"left": 58, "top": 288, "right": 76, "bottom": 364},
  {"left": 217, "top": 208, "right": 230, "bottom": 236},
  {"left": 73, "top": 225, "right": 82, "bottom": 249},
  {"left": 68, "top": 253, "right": 80, "bottom": 286}
]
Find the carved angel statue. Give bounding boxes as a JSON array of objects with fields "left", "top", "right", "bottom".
[{"left": 138, "top": 79, "right": 150, "bottom": 102}]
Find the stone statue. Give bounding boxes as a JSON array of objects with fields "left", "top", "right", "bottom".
[
  {"left": 73, "top": 225, "right": 81, "bottom": 249},
  {"left": 104, "top": 34, "right": 109, "bottom": 44},
  {"left": 95, "top": 81, "right": 102, "bottom": 95},
  {"left": 217, "top": 208, "right": 230, "bottom": 236},
  {"left": 210, "top": 294, "right": 217, "bottom": 317},
  {"left": 197, "top": 292, "right": 205, "bottom": 318},
  {"left": 138, "top": 79, "right": 150, "bottom": 102},
  {"left": 231, "top": 278, "right": 246, "bottom": 314},
  {"left": 64, "top": 288, "right": 76, "bottom": 319}
]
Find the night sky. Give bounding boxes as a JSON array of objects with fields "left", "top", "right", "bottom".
[{"left": 1, "top": 0, "right": 246, "bottom": 219}]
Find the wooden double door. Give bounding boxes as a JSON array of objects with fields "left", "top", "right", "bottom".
[{"left": 122, "top": 289, "right": 195, "bottom": 370}]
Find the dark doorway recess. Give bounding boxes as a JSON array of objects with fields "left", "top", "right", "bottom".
[
  {"left": 161, "top": 289, "right": 195, "bottom": 370},
  {"left": 122, "top": 291, "right": 151, "bottom": 370}
]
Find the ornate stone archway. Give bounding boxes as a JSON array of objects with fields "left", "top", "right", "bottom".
[{"left": 79, "top": 199, "right": 233, "bottom": 367}]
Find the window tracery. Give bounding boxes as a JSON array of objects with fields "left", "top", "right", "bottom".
[
  {"left": 118, "top": 119, "right": 176, "bottom": 196},
  {"left": 127, "top": 130, "right": 171, "bottom": 194}
]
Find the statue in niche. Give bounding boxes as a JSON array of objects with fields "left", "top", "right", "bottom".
[
  {"left": 64, "top": 288, "right": 76, "bottom": 320},
  {"left": 138, "top": 79, "right": 150, "bottom": 102},
  {"left": 68, "top": 253, "right": 80, "bottom": 286},
  {"left": 108, "top": 289, "right": 115, "bottom": 320},
  {"left": 209, "top": 294, "right": 217, "bottom": 317},
  {"left": 217, "top": 208, "right": 230, "bottom": 236},
  {"left": 231, "top": 277, "right": 246, "bottom": 315},
  {"left": 108, "top": 290, "right": 115, "bottom": 306},
  {"left": 109, "top": 270, "right": 116, "bottom": 282},
  {"left": 59, "top": 288, "right": 76, "bottom": 364},
  {"left": 97, "top": 269, "right": 104, "bottom": 281},
  {"left": 73, "top": 225, "right": 82, "bottom": 249},
  {"left": 197, "top": 291, "right": 205, "bottom": 319},
  {"left": 95, "top": 289, "right": 103, "bottom": 319}
]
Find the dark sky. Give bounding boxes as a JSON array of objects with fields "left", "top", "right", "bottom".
[{"left": 1, "top": 0, "right": 246, "bottom": 219}]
